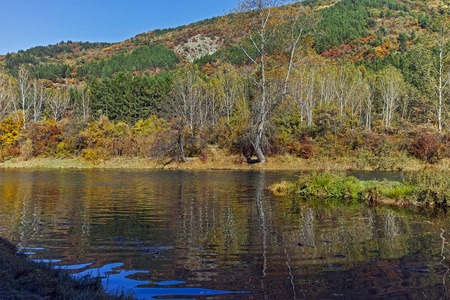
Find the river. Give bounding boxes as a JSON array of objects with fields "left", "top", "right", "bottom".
[{"left": 0, "top": 169, "right": 448, "bottom": 299}]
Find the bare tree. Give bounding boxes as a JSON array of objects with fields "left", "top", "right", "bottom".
[
  {"left": 15, "top": 66, "right": 31, "bottom": 127},
  {"left": 72, "top": 84, "right": 91, "bottom": 121},
  {"left": 170, "top": 64, "right": 203, "bottom": 131},
  {"left": 30, "top": 80, "right": 45, "bottom": 122},
  {"left": 291, "top": 59, "right": 318, "bottom": 127},
  {"left": 46, "top": 88, "right": 71, "bottom": 121},
  {"left": 201, "top": 77, "right": 220, "bottom": 127},
  {"left": 332, "top": 63, "right": 360, "bottom": 123},
  {"left": 235, "top": 0, "right": 318, "bottom": 163},
  {"left": 428, "top": 15, "right": 450, "bottom": 131},
  {"left": 0, "top": 71, "right": 13, "bottom": 120},
  {"left": 218, "top": 65, "right": 244, "bottom": 124},
  {"left": 164, "top": 64, "right": 205, "bottom": 163},
  {"left": 317, "top": 64, "right": 335, "bottom": 108},
  {"left": 361, "top": 74, "right": 376, "bottom": 130},
  {"left": 377, "top": 66, "right": 406, "bottom": 128}
]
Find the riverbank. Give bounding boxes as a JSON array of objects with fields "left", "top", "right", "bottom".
[
  {"left": 0, "top": 237, "right": 135, "bottom": 299},
  {"left": 0, "top": 153, "right": 435, "bottom": 171}
]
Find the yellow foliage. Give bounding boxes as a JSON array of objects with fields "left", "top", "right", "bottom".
[
  {"left": 81, "top": 148, "right": 108, "bottom": 162},
  {"left": 56, "top": 142, "right": 72, "bottom": 158},
  {"left": 133, "top": 116, "right": 168, "bottom": 136},
  {"left": 0, "top": 115, "right": 23, "bottom": 146}
]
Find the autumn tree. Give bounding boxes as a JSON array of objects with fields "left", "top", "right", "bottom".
[
  {"left": 290, "top": 58, "right": 318, "bottom": 127},
  {"left": 70, "top": 84, "right": 91, "bottom": 121},
  {"left": 0, "top": 70, "right": 14, "bottom": 121},
  {"left": 377, "top": 66, "right": 406, "bottom": 128},
  {"left": 428, "top": 15, "right": 450, "bottom": 131},
  {"left": 46, "top": 88, "right": 71, "bottom": 121},
  {"left": 217, "top": 64, "right": 244, "bottom": 124},
  {"left": 165, "top": 63, "right": 205, "bottom": 162},
  {"left": 234, "top": 0, "right": 318, "bottom": 163},
  {"left": 30, "top": 80, "right": 45, "bottom": 122},
  {"left": 15, "top": 66, "right": 31, "bottom": 127}
]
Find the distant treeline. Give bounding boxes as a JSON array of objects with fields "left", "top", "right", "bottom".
[
  {"left": 77, "top": 45, "right": 179, "bottom": 78},
  {"left": 5, "top": 45, "right": 179, "bottom": 81}
]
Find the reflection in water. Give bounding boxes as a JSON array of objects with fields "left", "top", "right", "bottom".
[
  {"left": 0, "top": 169, "right": 449, "bottom": 299},
  {"left": 440, "top": 229, "right": 450, "bottom": 298},
  {"left": 72, "top": 262, "right": 247, "bottom": 299}
]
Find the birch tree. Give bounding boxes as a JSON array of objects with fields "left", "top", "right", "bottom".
[
  {"left": 429, "top": 15, "right": 450, "bottom": 131},
  {"left": 361, "top": 74, "right": 376, "bottom": 130},
  {"left": 46, "top": 88, "right": 71, "bottom": 121},
  {"left": 332, "top": 63, "right": 360, "bottom": 123},
  {"left": 0, "top": 71, "right": 14, "bottom": 121},
  {"left": 170, "top": 64, "right": 204, "bottom": 131},
  {"left": 291, "top": 61, "right": 318, "bottom": 126},
  {"left": 377, "top": 66, "right": 406, "bottom": 128},
  {"left": 317, "top": 64, "right": 335, "bottom": 109},
  {"left": 15, "top": 66, "right": 31, "bottom": 127},
  {"left": 166, "top": 64, "right": 204, "bottom": 162},
  {"left": 217, "top": 65, "right": 244, "bottom": 124},
  {"left": 31, "top": 80, "right": 45, "bottom": 122},
  {"left": 235, "top": 0, "right": 318, "bottom": 163}
]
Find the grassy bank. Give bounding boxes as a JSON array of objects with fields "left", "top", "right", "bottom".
[
  {"left": 0, "top": 152, "right": 428, "bottom": 171},
  {"left": 0, "top": 237, "right": 135, "bottom": 299},
  {"left": 269, "top": 169, "right": 450, "bottom": 209}
]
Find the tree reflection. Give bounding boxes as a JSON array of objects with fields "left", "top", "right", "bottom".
[
  {"left": 0, "top": 170, "right": 449, "bottom": 299},
  {"left": 441, "top": 228, "right": 450, "bottom": 299}
]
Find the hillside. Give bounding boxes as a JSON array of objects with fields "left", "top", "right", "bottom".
[
  {"left": 2, "top": 0, "right": 450, "bottom": 167},
  {"left": 0, "top": 0, "right": 444, "bottom": 82}
]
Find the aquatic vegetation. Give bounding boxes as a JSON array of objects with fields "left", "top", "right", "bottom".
[
  {"left": 404, "top": 169, "right": 450, "bottom": 208},
  {"left": 271, "top": 169, "right": 450, "bottom": 208}
]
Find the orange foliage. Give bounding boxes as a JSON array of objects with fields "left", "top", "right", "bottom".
[
  {"left": 321, "top": 48, "right": 343, "bottom": 59},
  {"left": 360, "top": 36, "right": 377, "bottom": 44}
]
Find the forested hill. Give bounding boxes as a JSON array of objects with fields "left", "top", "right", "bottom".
[
  {"left": 2, "top": 0, "right": 450, "bottom": 166},
  {"left": 0, "top": 0, "right": 446, "bottom": 82}
]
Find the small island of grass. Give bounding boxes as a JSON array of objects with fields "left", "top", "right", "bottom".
[{"left": 269, "top": 169, "right": 450, "bottom": 209}]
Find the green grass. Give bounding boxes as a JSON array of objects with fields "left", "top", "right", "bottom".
[{"left": 271, "top": 170, "right": 447, "bottom": 208}]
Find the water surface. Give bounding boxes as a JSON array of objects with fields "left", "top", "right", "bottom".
[{"left": 0, "top": 169, "right": 448, "bottom": 299}]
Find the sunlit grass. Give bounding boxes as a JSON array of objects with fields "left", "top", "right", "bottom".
[
  {"left": 0, "top": 153, "right": 424, "bottom": 172},
  {"left": 270, "top": 169, "right": 450, "bottom": 208}
]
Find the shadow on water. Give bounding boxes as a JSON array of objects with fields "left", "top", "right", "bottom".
[{"left": 68, "top": 262, "right": 249, "bottom": 299}]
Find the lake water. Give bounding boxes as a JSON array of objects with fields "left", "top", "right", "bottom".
[{"left": 0, "top": 169, "right": 449, "bottom": 299}]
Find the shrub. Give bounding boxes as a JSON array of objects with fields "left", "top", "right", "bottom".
[
  {"left": 81, "top": 148, "right": 108, "bottom": 162},
  {"left": 0, "top": 115, "right": 23, "bottom": 146},
  {"left": 408, "top": 131, "right": 446, "bottom": 164},
  {"left": 20, "top": 139, "right": 34, "bottom": 160},
  {"left": 23, "top": 119, "right": 63, "bottom": 157},
  {"left": 56, "top": 142, "right": 73, "bottom": 158},
  {"left": 404, "top": 169, "right": 450, "bottom": 207}
]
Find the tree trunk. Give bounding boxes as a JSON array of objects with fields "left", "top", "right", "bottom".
[{"left": 253, "top": 119, "right": 267, "bottom": 164}]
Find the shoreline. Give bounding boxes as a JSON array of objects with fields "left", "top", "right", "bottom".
[
  {"left": 0, "top": 237, "right": 134, "bottom": 299},
  {"left": 0, "top": 155, "right": 433, "bottom": 171}
]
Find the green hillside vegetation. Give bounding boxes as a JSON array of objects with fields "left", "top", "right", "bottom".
[
  {"left": 1, "top": 0, "right": 450, "bottom": 168},
  {"left": 89, "top": 72, "right": 173, "bottom": 122},
  {"left": 77, "top": 45, "right": 180, "bottom": 79}
]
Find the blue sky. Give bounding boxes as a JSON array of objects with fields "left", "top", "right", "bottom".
[{"left": 0, "top": 0, "right": 239, "bottom": 55}]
